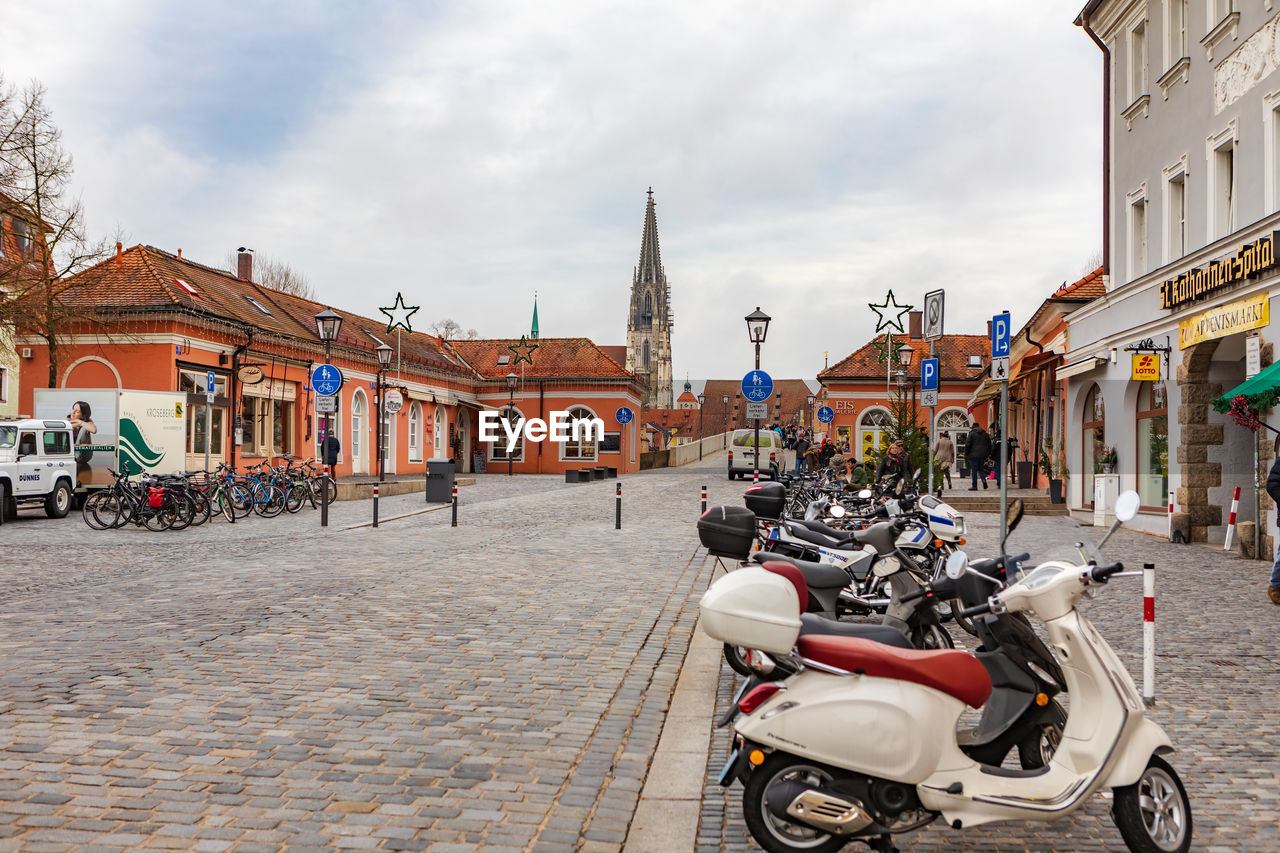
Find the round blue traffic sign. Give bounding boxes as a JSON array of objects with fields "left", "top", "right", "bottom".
[
  {"left": 817, "top": 405, "right": 835, "bottom": 424},
  {"left": 310, "top": 364, "right": 344, "bottom": 397},
  {"left": 741, "top": 370, "right": 773, "bottom": 402},
  {"left": 615, "top": 406, "right": 634, "bottom": 425}
]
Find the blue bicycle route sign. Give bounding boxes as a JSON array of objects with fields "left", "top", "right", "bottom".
[
  {"left": 615, "top": 406, "right": 634, "bottom": 424},
  {"left": 817, "top": 405, "right": 835, "bottom": 424},
  {"left": 310, "top": 364, "right": 344, "bottom": 397},
  {"left": 741, "top": 370, "right": 773, "bottom": 402}
]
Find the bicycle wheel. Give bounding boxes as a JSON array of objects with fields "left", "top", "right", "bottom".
[
  {"left": 168, "top": 491, "right": 196, "bottom": 531},
  {"left": 83, "top": 491, "right": 119, "bottom": 530},
  {"left": 187, "top": 489, "right": 213, "bottom": 526},
  {"left": 215, "top": 488, "right": 236, "bottom": 523},
  {"left": 314, "top": 475, "right": 336, "bottom": 505},
  {"left": 285, "top": 482, "right": 305, "bottom": 513},
  {"left": 144, "top": 494, "right": 177, "bottom": 531},
  {"left": 228, "top": 483, "right": 253, "bottom": 519},
  {"left": 254, "top": 484, "right": 287, "bottom": 518}
]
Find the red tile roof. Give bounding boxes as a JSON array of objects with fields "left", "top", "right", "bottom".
[
  {"left": 599, "top": 345, "right": 628, "bottom": 366},
  {"left": 449, "top": 338, "right": 640, "bottom": 381},
  {"left": 819, "top": 334, "right": 989, "bottom": 382},
  {"left": 696, "top": 378, "right": 818, "bottom": 433},
  {"left": 1054, "top": 266, "right": 1105, "bottom": 299}
]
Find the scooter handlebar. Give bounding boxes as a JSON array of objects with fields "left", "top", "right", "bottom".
[
  {"left": 1088, "top": 562, "right": 1125, "bottom": 583},
  {"left": 959, "top": 600, "right": 993, "bottom": 618},
  {"left": 900, "top": 587, "right": 930, "bottom": 603}
]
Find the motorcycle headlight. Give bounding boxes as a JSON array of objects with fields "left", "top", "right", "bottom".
[{"left": 954, "top": 515, "right": 965, "bottom": 535}]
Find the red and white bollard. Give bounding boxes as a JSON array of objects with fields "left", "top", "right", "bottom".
[
  {"left": 372, "top": 483, "right": 380, "bottom": 528},
  {"left": 1143, "top": 562, "right": 1155, "bottom": 707},
  {"left": 1222, "top": 485, "right": 1241, "bottom": 551},
  {"left": 701, "top": 485, "right": 707, "bottom": 515},
  {"left": 753, "top": 468, "right": 759, "bottom": 484}
]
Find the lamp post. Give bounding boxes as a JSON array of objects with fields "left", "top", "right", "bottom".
[
  {"left": 745, "top": 307, "right": 771, "bottom": 482},
  {"left": 806, "top": 393, "right": 815, "bottom": 430},
  {"left": 896, "top": 342, "right": 917, "bottom": 411},
  {"left": 721, "top": 394, "right": 729, "bottom": 449},
  {"left": 696, "top": 393, "right": 706, "bottom": 460},
  {"left": 375, "top": 343, "right": 393, "bottom": 483},
  {"left": 505, "top": 372, "right": 518, "bottom": 477},
  {"left": 314, "top": 308, "right": 343, "bottom": 528}
]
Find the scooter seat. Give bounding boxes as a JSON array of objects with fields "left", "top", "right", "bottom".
[
  {"left": 753, "top": 554, "right": 850, "bottom": 590},
  {"left": 783, "top": 520, "right": 851, "bottom": 549},
  {"left": 797, "top": 635, "right": 992, "bottom": 709},
  {"left": 792, "top": 519, "right": 855, "bottom": 541},
  {"left": 798, "top": 613, "right": 913, "bottom": 650}
]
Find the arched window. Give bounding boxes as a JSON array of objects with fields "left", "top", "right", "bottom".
[
  {"left": 434, "top": 406, "right": 446, "bottom": 459},
  {"left": 936, "top": 408, "right": 971, "bottom": 458},
  {"left": 644, "top": 291, "right": 653, "bottom": 317},
  {"left": 1081, "top": 384, "right": 1105, "bottom": 506},
  {"left": 643, "top": 340, "right": 650, "bottom": 368},
  {"left": 351, "top": 390, "right": 366, "bottom": 474},
  {"left": 408, "top": 402, "right": 422, "bottom": 463},
  {"left": 1136, "top": 382, "right": 1168, "bottom": 508},
  {"left": 489, "top": 406, "right": 524, "bottom": 462},
  {"left": 857, "top": 407, "right": 893, "bottom": 463},
  {"left": 560, "top": 406, "right": 600, "bottom": 461}
]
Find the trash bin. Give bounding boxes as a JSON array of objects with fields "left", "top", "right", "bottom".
[{"left": 426, "top": 458, "right": 456, "bottom": 503}]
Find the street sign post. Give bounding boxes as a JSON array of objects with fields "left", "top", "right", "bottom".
[
  {"left": 746, "top": 401, "right": 768, "bottom": 420},
  {"left": 310, "top": 364, "right": 344, "bottom": 397},
  {"left": 204, "top": 371, "right": 216, "bottom": 472},
  {"left": 315, "top": 396, "right": 337, "bottom": 413},
  {"left": 816, "top": 405, "right": 835, "bottom": 424},
  {"left": 920, "top": 358, "right": 939, "bottom": 392},
  {"left": 616, "top": 406, "right": 633, "bottom": 462},
  {"left": 992, "top": 312, "right": 1012, "bottom": 544},
  {"left": 923, "top": 289, "right": 944, "bottom": 341},
  {"left": 921, "top": 390, "right": 938, "bottom": 407}
]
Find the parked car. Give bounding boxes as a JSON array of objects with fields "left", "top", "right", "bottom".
[
  {"left": 0, "top": 419, "right": 77, "bottom": 519},
  {"left": 727, "top": 428, "right": 788, "bottom": 480}
]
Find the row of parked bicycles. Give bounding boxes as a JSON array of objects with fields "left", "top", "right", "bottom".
[{"left": 81, "top": 456, "right": 337, "bottom": 531}]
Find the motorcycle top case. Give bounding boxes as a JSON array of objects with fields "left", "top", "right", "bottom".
[
  {"left": 698, "top": 505, "right": 757, "bottom": 560},
  {"left": 742, "top": 481, "right": 786, "bottom": 520},
  {"left": 699, "top": 566, "right": 802, "bottom": 654}
]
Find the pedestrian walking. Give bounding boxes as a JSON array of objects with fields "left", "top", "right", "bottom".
[
  {"left": 323, "top": 430, "right": 341, "bottom": 468},
  {"left": 933, "top": 430, "right": 955, "bottom": 490},
  {"left": 1265, "top": 455, "right": 1280, "bottom": 604},
  {"left": 965, "top": 424, "right": 991, "bottom": 491},
  {"left": 794, "top": 433, "right": 812, "bottom": 475}
]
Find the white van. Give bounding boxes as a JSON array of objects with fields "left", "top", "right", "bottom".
[{"left": 727, "top": 428, "right": 788, "bottom": 480}]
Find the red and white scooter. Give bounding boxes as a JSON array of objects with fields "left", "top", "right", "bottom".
[{"left": 702, "top": 491, "right": 1191, "bottom": 853}]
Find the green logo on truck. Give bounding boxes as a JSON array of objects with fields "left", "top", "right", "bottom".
[{"left": 118, "top": 418, "right": 166, "bottom": 475}]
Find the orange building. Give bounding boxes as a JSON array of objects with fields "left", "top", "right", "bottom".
[
  {"left": 817, "top": 312, "right": 990, "bottom": 465},
  {"left": 15, "top": 245, "right": 645, "bottom": 478}
]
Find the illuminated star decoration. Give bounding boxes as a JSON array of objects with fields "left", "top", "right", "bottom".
[
  {"left": 870, "top": 333, "right": 900, "bottom": 364},
  {"left": 379, "top": 292, "right": 420, "bottom": 334},
  {"left": 868, "top": 289, "right": 913, "bottom": 335},
  {"left": 507, "top": 334, "right": 538, "bottom": 366}
]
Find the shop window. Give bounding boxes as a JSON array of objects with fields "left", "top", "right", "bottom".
[
  {"left": 936, "top": 409, "right": 971, "bottom": 462},
  {"left": 560, "top": 406, "right": 598, "bottom": 461},
  {"left": 600, "top": 432, "right": 622, "bottom": 454},
  {"left": 490, "top": 406, "right": 524, "bottom": 462},
  {"left": 858, "top": 408, "right": 893, "bottom": 464},
  {"left": 408, "top": 402, "right": 422, "bottom": 462},
  {"left": 241, "top": 396, "right": 293, "bottom": 458},
  {"left": 1082, "top": 384, "right": 1106, "bottom": 506},
  {"left": 1136, "top": 382, "right": 1168, "bottom": 508},
  {"left": 178, "top": 370, "right": 229, "bottom": 396}
]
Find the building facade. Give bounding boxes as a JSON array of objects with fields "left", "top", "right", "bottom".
[
  {"left": 1070, "top": 1, "right": 1280, "bottom": 546},
  {"left": 624, "top": 189, "right": 674, "bottom": 408}
]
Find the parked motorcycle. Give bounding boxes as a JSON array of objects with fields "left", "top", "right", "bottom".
[{"left": 702, "top": 490, "right": 1191, "bottom": 853}]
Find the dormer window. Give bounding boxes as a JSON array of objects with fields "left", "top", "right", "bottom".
[
  {"left": 12, "top": 218, "right": 32, "bottom": 256},
  {"left": 497, "top": 354, "right": 510, "bottom": 365},
  {"left": 174, "top": 278, "right": 200, "bottom": 297},
  {"left": 245, "top": 295, "right": 272, "bottom": 315},
  {"left": 968, "top": 355, "right": 983, "bottom": 369}
]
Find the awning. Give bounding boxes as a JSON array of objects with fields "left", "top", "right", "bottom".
[
  {"left": 1017, "top": 351, "right": 1059, "bottom": 373},
  {"left": 1057, "top": 356, "right": 1106, "bottom": 379},
  {"left": 1214, "top": 359, "right": 1280, "bottom": 413},
  {"left": 966, "top": 376, "right": 1002, "bottom": 411}
]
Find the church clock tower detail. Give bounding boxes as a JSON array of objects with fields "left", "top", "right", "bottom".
[{"left": 625, "top": 188, "right": 674, "bottom": 408}]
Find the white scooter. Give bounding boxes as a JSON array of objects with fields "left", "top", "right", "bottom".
[{"left": 702, "top": 491, "right": 1191, "bottom": 853}]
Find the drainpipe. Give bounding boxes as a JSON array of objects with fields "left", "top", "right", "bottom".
[
  {"left": 1077, "top": 7, "right": 1111, "bottom": 279},
  {"left": 229, "top": 328, "right": 255, "bottom": 470},
  {"left": 1026, "top": 330, "right": 1047, "bottom": 479}
]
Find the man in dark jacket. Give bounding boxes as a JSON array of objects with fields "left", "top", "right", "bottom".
[
  {"left": 322, "top": 430, "right": 341, "bottom": 469},
  {"left": 794, "top": 434, "right": 812, "bottom": 475},
  {"left": 965, "top": 424, "right": 991, "bottom": 491},
  {"left": 1265, "top": 457, "right": 1280, "bottom": 604}
]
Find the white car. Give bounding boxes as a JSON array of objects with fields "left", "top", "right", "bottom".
[
  {"left": 0, "top": 419, "right": 77, "bottom": 519},
  {"left": 727, "top": 428, "right": 789, "bottom": 480}
]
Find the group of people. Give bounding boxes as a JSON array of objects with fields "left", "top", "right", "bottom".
[{"left": 931, "top": 424, "right": 1007, "bottom": 491}]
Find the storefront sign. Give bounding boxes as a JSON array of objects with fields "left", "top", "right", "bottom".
[
  {"left": 1160, "top": 232, "right": 1277, "bottom": 309},
  {"left": 1177, "top": 292, "right": 1270, "bottom": 349},
  {"left": 1131, "top": 353, "right": 1161, "bottom": 381},
  {"left": 237, "top": 365, "right": 265, "bottom": 384}
]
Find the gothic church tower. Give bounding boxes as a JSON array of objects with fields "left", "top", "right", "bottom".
[{"left": 625, "top": 189, "right": 674, "bottom": 408}]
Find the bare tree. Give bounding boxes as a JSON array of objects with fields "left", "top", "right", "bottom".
[
  {"left": 428, "top": 318, "right": 478, "bottom": 340},
  {"left": 221, "top": 250, "right": 316, "bottom": 300},
  {"left": 0, "top": 79, "right": 112, "bottom": 387},
  {"left": 1079, "top": 249, "right": 1104, "bottom": 277}
]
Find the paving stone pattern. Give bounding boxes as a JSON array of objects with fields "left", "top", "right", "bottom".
[
  {"left": 0, "top": 459, "right": 745, "bottom": 852},
  {"left": 699, "top": 511, "right": 1280, "bottom": 851}
]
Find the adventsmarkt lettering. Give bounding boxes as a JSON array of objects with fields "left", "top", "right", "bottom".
[
  {"left": 1177, "top": 292, "right": 1270, "bottom": 349},
  {"left": 1159, "top": 231, "right": 1278, "bottom": 309}
]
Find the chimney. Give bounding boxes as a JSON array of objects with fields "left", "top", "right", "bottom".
[
  {"left": 115, "top": 241, "right": 122, "bottom": 264},
  {"left": 908, "top": 311, "right": 923, "bottom": 340},
  {"left": 237, "top": 247, "right": 254, "bottom": 281},
  {"left": 177, "top": 248, "right": 182, "bottom": 259},
  {"left": 987, "top": 319, "right": 993, "bottom": 338}
]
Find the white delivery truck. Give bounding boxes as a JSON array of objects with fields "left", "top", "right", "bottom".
[{"left": 32, "top": 388, "right": 188, "bottom": 496}]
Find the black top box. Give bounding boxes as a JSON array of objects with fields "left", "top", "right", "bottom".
[
  {"left": 743, "top": 481, "right": 786, "bottom": 520},
  {"left": 698, "top": 505, "right": 757, "bottom": 560}
]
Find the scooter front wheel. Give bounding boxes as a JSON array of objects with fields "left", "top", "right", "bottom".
[
  {"left": 1111, "top": 754, "right": 1192, "bottom": 853},
  {"left": 743, "top": 753, "right": 849, "bottom": 853}
]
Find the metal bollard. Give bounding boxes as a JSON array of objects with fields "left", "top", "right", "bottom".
[
  {"left": 1223, "top": 486, "right": 1241, "bottom": 551},
  {"left": 701, "top": 485, "right": 707, "bottom": 515},
  {"left": 451, "top": 484, "right": 458, "bottom": 527},
  {"left": 616, "top": 482, "right": 622, "bottom": 529},
  {"left": 321, "top": 464, "right": 330, "bottom": 528},
  {"left": 1143, "top": 562, "right": 1155, "bottom": 707},
  {"left": 373, "top": 483, "right": 379, "bottom": 528}
]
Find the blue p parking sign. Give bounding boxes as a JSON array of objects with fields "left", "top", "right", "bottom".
[{"left": 921, "top": 358, "right": 939, "bottom": 392}]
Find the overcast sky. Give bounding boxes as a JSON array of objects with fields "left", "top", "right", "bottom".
[{"left": 1, "top": 1, "right": 1101, "bottom": 382}]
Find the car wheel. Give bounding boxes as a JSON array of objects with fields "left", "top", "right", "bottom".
[{"left": 45, "top": 481, "right": 72, "bottom": 519}]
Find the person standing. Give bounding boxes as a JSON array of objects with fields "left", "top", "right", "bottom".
[
  {"left": 965, "top": 424, "right": 991, "bottom": 491},
  {"left": 323, "top": 430, "right": 341, "bottom": 470},
  {"left": 1265, "top": 456, "right": 1280, "bottom": 604},
  {"left": 933, "top": 430, "right": 955, "bottom": 491},
  {"left": 875, "top": 439, "right": 914, "bottom": 493},
  {"left": 794, "top": 433, "right": 812, "bottom": 476}
]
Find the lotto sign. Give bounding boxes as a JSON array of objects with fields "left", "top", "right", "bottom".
[{"left": 1131, "top": 354, "right": 1161, "bottom": 381}]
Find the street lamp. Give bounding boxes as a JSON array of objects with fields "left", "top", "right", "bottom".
[
  {"left": 696, "top": 393, "right": 706, "bottom": 460},
  {"left": 375, "top": 342, "right": 393, "bottom": 483},
  {"left": 806, "top": 393, "right": 815, "bottom": 428},
  {"left": 895, "top": 342, "right": 918, "bottom": 417},
  {"left": 722, "top": 394, "right": 729, "bottom": 449},
  {"left": 745, "top": 307, "right": 771, "bottom": 482},
  {"left": 505, "top": 372, "right": 518, "bottom": 477},
  {"left": 314, "top": 308, "right": 343, "bottom": 528}
]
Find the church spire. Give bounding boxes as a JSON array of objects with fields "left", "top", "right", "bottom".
[
  {"left": 531, "top": 291, "right": 539, "bottom": 339},
  {"left": 636, "top": 186, "right": 662, "bottom": 284}
]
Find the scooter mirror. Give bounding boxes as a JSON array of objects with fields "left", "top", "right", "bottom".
[
  {"left": 858, "top": 489, "right": 873, "bottom": 500},
  {"left": 829, "top": 504, "right": 847, "bottom": 518},
  {"left": 1115, "top": 490, "right": 1141, "bottom": 523},
  {"left": 944, "top": 551, "right": 969, "bottom": 580}
]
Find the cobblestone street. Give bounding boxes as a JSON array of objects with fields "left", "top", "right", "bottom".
[
  {"left": 698, "top": 508, "right": 1280, "bottom": 852},
  {"left": 0, "top": 456, "right": 744, "bottom": 852}
]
